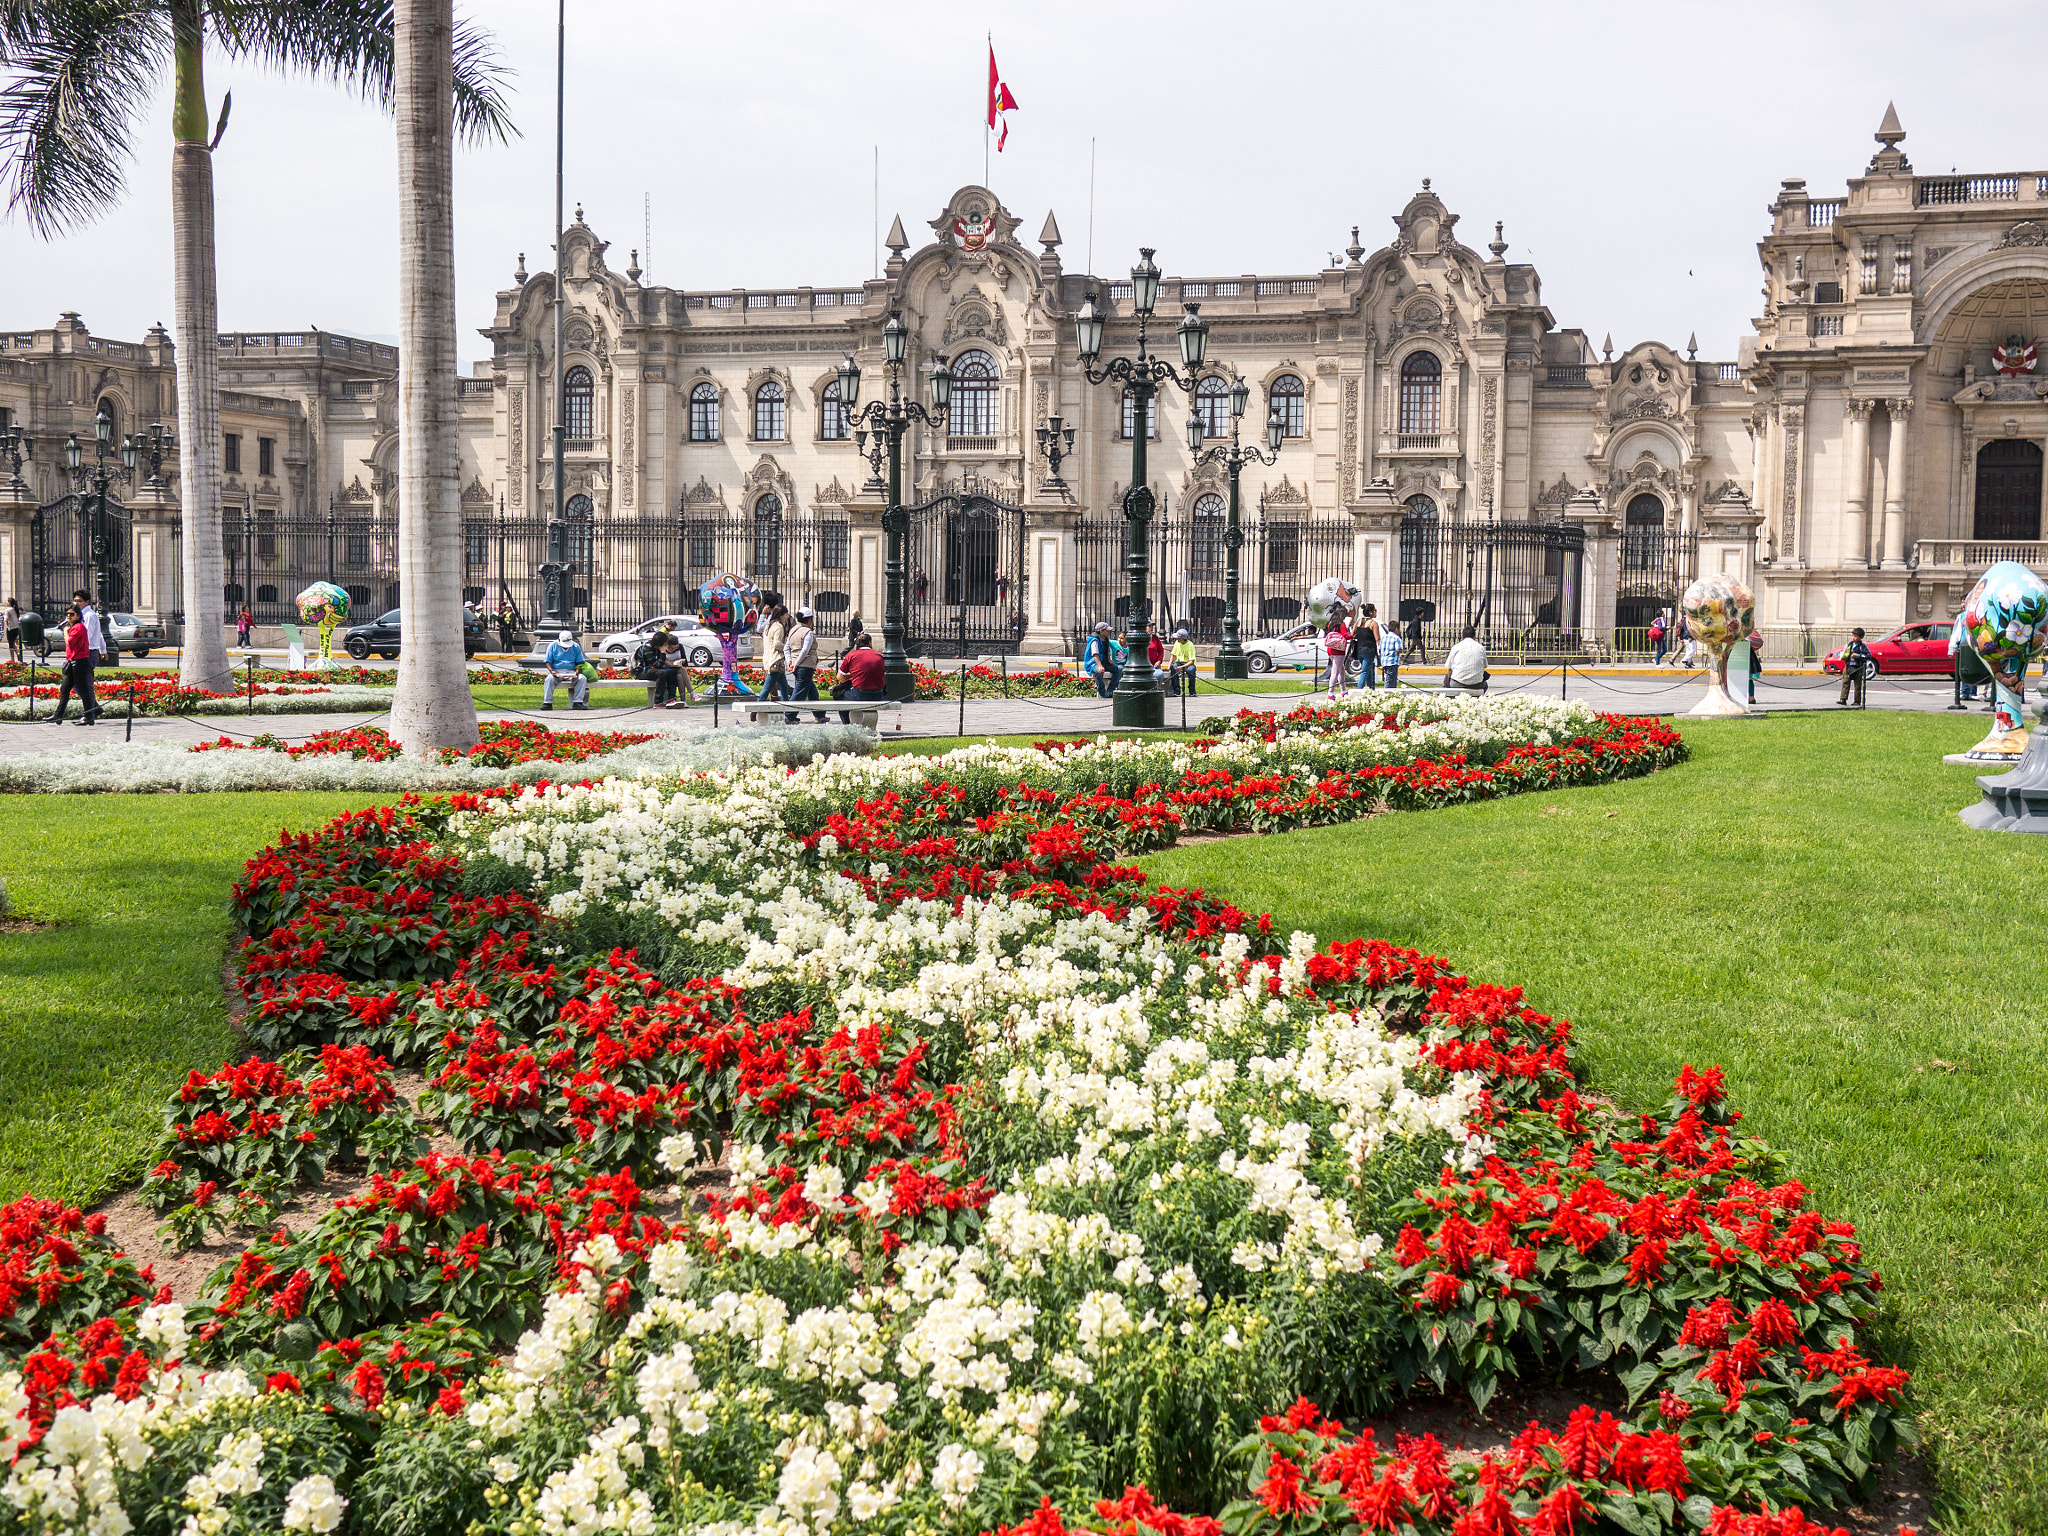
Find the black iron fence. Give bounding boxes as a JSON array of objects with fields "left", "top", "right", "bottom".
[
  {"left": 900, "top": 483, "right": 1029, "bottom": 657},
  {"left": 1397, "top": 516, "right": 1585, "bottom": 659},
  {"left": 1616, "top": 528, "right": 1700, "bottom": 630},
  {"left": 31, "top": 493, "right": 132, "bottom": 616}
]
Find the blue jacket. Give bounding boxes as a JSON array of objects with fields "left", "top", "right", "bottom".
[{"left": 545, "top": 638, "right": 585, "bottom": 672}]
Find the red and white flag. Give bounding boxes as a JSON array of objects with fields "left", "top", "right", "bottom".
[{"left": 987, "top": 44, "right": 1018, "bottom": 151}]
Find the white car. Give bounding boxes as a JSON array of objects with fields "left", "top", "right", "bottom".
[
  {"left": 593, "top": 615, "right": 752, "bottom": 668},
  {"left": 1242, "top": 622, "right": 1325, "bottom": 674}
]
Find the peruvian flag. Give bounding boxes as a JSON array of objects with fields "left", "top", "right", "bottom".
[{"left": 987, "top": 44, "right": 1018, "bottom": 151}]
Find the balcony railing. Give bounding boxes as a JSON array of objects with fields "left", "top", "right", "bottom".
[
  {"left": 1394, "top": 433, "right": 1442, "bottom": 450},
  {"left": 946, "top": 436, "right": 998, "bottom": 453},
  {"left": 1918, "top": 175, "right": 2021, "bottom": 205},
  {"left": 1914, "top": 538, "right": 2048, "bottom": 568},
  {"left": 1806, "top": 199, "right": 1843, "bottom": 227},
  {"left": 1541, "top": 365, "right": 1588, "bottom": 388}
]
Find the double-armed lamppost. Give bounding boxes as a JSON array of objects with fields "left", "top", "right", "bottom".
[
  {"left": 1075, "top": 249, "right": 1210, "bottom": 727},
  {"left": 132, "top": 422, "right": 176, "bottom": 488},
  {"left": 839, "top": 311, "right": 953, "bottom": 702},
  {"left": 1034, "top": 414, "right": 1077, "bottom": 499},
  {"left": 62, "top": 412, "right": 137, "bottom": 616},
  {"left": 2, "top": 422, "right": 34, "bottom": 492},
  {"left": 1186, "top": 377, "right": 1284, "bottom": 680}
]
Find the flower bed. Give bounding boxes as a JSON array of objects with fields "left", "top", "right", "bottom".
[
  {"left": 0, "top": 709, "right": 1910, "bottom": 1535},
  {"left": 0, "top": 680, "right": 392, "bottom": 721},
  {"left": 188, "top": 720, "right": 662, "bottom": 768}
]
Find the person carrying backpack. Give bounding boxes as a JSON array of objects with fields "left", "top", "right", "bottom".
[{"left": 1649, "top": 611, "right": 1669, "bottom": 665}]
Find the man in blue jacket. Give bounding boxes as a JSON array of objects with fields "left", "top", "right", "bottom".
[{"left": 542, "top": 629, "right": 589, "bottom": 710}]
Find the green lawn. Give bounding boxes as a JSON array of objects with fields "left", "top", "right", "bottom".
[
  {"left": 1142, "top": 712, "right": 2043, "bottom": 1536},
  {"left": 0, "top": 793, "right": 392, "bottom": 1207}
]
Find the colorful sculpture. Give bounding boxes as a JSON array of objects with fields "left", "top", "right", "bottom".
[
  {"left": 1680, "top": 574, "right": 1757, "bottom": 717},
  {"left": 1950, "top": 560, "right": 2048, "bottom": 761},
  {"left": 295, "top": 581, "right": 350, "bottom": 670},
  {"left": 697, "top": 573, "right": 762, "bottom": 696},
  {"left": 1305, "top": 577, "right": 1360, "bottom": 633}
]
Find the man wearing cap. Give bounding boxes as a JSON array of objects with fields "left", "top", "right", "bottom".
[
  {"left": 1168, "top": 627, "right": 1198, "bottom": 697},
  {"left": 1086, "top": 621, "right": 1121, "bottom": 699},
  {"left": 786, "top": 607, "right": 826, "bottom": 723},
  {"left": 542, "top": 629, "right": 589, "bottom": 710}
]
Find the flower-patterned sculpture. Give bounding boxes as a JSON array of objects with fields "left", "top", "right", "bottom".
[
  {"left": 1950, "top": 560, "right": 2048, "bottom": 761},
  {"left": 1680, "top": 574, "right": 1757, "bottom": 717}
]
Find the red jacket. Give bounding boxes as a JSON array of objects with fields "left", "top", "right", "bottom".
[
  {"left": 841, "top": 647, "right": 885, "bottom": 691},
  {"left": 64, "top": 620, "right": 90, "bottom": 663},
  {"left": 1147, "top": 635, "right": 1165, "bottom": 664}
]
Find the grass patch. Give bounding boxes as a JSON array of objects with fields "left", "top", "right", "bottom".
[
  {"left": 1139, "top": 711, "right": 2041, "bottom": 1535},
  {"left": 0, "top": 793, "right": 393, "bottom": 1208}
]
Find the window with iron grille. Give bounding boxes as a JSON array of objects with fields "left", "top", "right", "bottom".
[
  {"left": 1624, "top": 493, "right": 1666, "bottom": 571},
  {"left": 1195, "top": 376, "right": 1232, "bottom": 438},
  {"left": 563, "top": 367, "right": 595, "bottom": 438},
  {"left": 565, "top": 493, "right": 594, "bottom": 572},
  {"left": 686, "top": 520, "right": 716, "bottom": 568},
  {"left": 1399, "top": 495, "right": 1439, "bottom": 582},
  {"left": 1270, "top": 374, "right": 1305, "bottom": 437},
  {"left": 1813, "top": 281, "right": 1843, "bottom": 304},
  {"left": 689, "top": 382, "right": 719, "bottom": 441},
  {"left": 346, "top": 526, "right": 371, "bottom": 566},
  {"left": 1192, "top": 493, "right": 1226, "bottom": 572},
  {"left": 821, "top": 380, "right": 850, "bottom": 440},
  {"left": 1399, "top": 352, "right": 1441, "bottom": 434},
  {"left": 465, "top": 523, "right": 489, "bottom": 570},
  {"left": 948, "top": 349, "right": 999, "bottom": 437},
  {"left": 1120, "top": 388, "right": 1157, "bottom": 440},
  {"left": 223, "top": 433, "right": 241, "bottom": 473},
  {"left": 753, "top": 381, "right": 785, "bottom": 440},
  {"left": 822, "top": 519, "right": 849, "bottom": 569},
  {"left": 1265, "top": 520, "right": 1300, "bottom": 574},
  {"left": 256, "top": 511, "right": 276, "bottom": 558},
  {"left": 751, "top": 493, "right": 783, "bottom": 574}
]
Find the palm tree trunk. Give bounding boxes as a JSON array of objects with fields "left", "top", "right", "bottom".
[
  {"left": 170, "top": 1, "right": 230, "bottom": 691},
  {"left": 388, "top": 0, "right": 477, "bottom": 754}
]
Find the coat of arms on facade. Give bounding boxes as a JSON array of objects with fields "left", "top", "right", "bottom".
[
  {"left": 954, "top": 206, "right": 992, "bottom": 252},
  {"left": 1994, "top": 335, "right": 2039, "bottom": 376}
]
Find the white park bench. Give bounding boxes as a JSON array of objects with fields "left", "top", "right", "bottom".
[{"left": 729, "top": 697, "right": 903, "bottom": 731}]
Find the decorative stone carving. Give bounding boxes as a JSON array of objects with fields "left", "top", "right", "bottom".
[
  {"left": 1260, "top": 474, "right": 1310, "bottom": 509},
  {"left": 683, "top": 476, "right": 726, "bottom": 512},
  {"left": 621, "top": 385, "right": 635, "bottom": 506},
  {"left": 508, "top": 388, "right": 523, "bottom": 507},
  {"left": 1995, "top": 220, "right": 2048, "bottom": 250},
  {"left": 940, "top": 288, "right": 1010, "bottom": 348},
  {"left": 1535, "top": 475, "right": 1578, "bottom": 509},
  {"left": 813, "top": 476, "right": 852, "bottom": 507},
  {"left": 1479, "top": 375, "right": 1498, "bottom": 505},
  {"left": 742, "top": 454, "right": 796, "bottom": 514},
  {"left": 460, "top": 474, "right": 492, "bottom": 509},
  {"left": 1780, "top": 406, "right": 1803, "bottom": 561},
  {"left": 342, "top": 475, "right": 373, "bottom": 505},
  {"left": 1342, "top": 377, "right": 1359, "bottom": 497}
]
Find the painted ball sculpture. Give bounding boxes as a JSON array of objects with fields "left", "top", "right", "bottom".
[
  {"left": 1680, "top": 575, "right": 1755, "bottom": 648},
  {"left": 1306, "top": 577, "right": 1361, "bottom": 632},
  {"left": 1955, "top": 560, "right": 2048, "bottom": 677}
]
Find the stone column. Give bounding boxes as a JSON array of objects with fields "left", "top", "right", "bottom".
[
  {"left": 1842, "top": 398, "right": 1872, "bottom": 570},
  {"left": 1564, "top": 486, "right": 1621, "bottom": 648},
  {"left": 1352, "top": 477, "right": 1403, "bottom": 625},
  {"left": 1022, "top": 499, "right": 1077, "bottom": 656},
  {"left": 0, "top": 483, "right": 33, "bottom": 619},
  {"left": 845, "top": 492, "right": 885, "bottom": 631},
  {"left": 1881, "top": 399, "right": 1912, "bottom": 568}
]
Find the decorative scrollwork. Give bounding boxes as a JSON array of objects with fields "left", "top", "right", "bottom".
[{"left": 1124, "top": 484, "right": 1156, "bottom": 523}]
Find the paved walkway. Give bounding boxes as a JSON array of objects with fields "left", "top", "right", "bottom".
[{"left": 0, "top": 670, "right": 1999, "bottom": 761}]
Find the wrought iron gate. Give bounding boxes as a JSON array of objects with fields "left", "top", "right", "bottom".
[
  {"left": 1397, "top": 514, "right": 1585, "bottom": 656},
  {"left": 32, "top": 493, "right": 130, "bottom": 616},
  {"left": 900, "top": 478, "right": 1028, "bottom": 656}
]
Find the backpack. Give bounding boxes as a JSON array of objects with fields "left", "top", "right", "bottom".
[{"left": 631, "top": 640, "right": 660, "bottom": 677}]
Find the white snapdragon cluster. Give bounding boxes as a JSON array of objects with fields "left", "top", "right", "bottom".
[{"left": 281, "top": 1473, "right": 347, "bottom": 1533}]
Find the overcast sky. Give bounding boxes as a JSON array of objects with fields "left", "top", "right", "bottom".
[{"left": 5, "top": 0, "right": 2043, "bottom": 372}]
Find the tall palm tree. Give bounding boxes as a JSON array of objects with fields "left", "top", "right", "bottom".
[
  {"left": 0, "top": 1, "right": 509, "bottom": 695},
  {"left": 387, "top": 0, "right": 471, "bottom": 754}
]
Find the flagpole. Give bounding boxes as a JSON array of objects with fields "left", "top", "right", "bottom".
[{"left": 984, "top": 32, "right": 991, "bottom": 187}]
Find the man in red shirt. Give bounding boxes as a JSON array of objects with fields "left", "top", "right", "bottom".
[
  {"left": 837, "top": 636, "right": 886, "bottom": 724},
  {"left": 51, "top": 603, "right": 101, "bottom": 725}
]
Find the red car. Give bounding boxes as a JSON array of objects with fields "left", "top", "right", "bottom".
[{"left": 1822, "top": 621, "right": 1955, "bottom": 677}]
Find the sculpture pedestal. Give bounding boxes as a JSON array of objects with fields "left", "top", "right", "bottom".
[
  {"left": 1963, "top": 712, "right": 2048, "bottom": 831},
  {"left": 1685, "top": 648, "right": 1758, "bottom": 717}
]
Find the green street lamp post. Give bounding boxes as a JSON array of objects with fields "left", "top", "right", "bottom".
[
  {"left": 840, "top": 311, "right": 952, "bottom": 702},
  {"left": 1075, "top": 249, "right": 1210, "bottom": 728},
  {"left": 62, "top": 411, "right": 137, "bottom": 621},
  {"left": 1186, "top": 376, "right": 1285, "bottom": 680}
]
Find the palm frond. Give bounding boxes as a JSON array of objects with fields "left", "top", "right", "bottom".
[
  {"left": 208, "top": 0, "right": 515, "bottom": 145},
  {"left": 0, "top": 0, "right": 168, "bottom": 236}
]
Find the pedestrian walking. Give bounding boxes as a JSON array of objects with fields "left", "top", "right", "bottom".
[
  {"left": 835, "top": 634, "right": 886, "bottom": 724},
  {"left": 1323, "top": 613, "right": 1350, "bottom": 698},
  {"left": 1168, "top": 627, "right": 1198, "bottom": 697},
  {"left": 4, "top": 597, "right": 21, "bottom": 665},
  {"left": 760, "top": 605, "right": 791, "bottom": 709},
  {"left": 1378, "top": 619, "right": 1404, "bottom": 689},
  {"left": 1838, "top": 627, "right": 1871, "bottom": 707},
  {"left": 1748, "top": 630, "right": 1763, "bottom": 704},
  {"left": 786, "top": 607, "right": 826, "bottom": 723},
  {"left": 1351, "top": 603, "right": 1381, "bottom": 690},
  {"left": 1648, "top": 611, "right": 1668, "bottom": 665},
  {"left": 236, "top": 606, "right": 253, "bottom": 647},
  {"left": 50, "top": 604, "right": 100, "bottom": 725},
  {"left": 71, "top": 589, "right": 106, "bottom": 665},
  {"left": 540, "top": 630, "right": 589, "bottom": 710},
  {"left": 1675, "top": 614, "right": 1699, "bottom": 669}
]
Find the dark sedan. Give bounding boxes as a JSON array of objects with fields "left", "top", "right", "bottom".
[{"left": 342, "top": 609, "right": 484, "bottom": 661}]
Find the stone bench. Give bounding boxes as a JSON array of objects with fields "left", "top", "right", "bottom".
[{"left": 729, "top": 697, "right": 903, "bottom": 730}]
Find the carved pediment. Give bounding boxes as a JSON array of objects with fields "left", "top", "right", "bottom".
[
  {"left": 682, "top": 475, "right": 726, "bottom": 511},
  {"left": 461, "top": 474, "right": 493, "bottom": 508},
  {"left": 743, "top": 454, "right": 796, "bottom": 512},
  {"left": 342, "top": 474, "right": 373, "bottom": 504},
  {"left": 1535, "top": 474, "right": 1578, "bottom": 508},
  {"left": 813, "top": 476, "right": 851, "bottom": 506},
  {"left": 941, "top": 287, "right": 1010, "bottom": 348},
  {"left": 1996, "top": 220, "right": 2048, "bottom": 250},
  {"left": 1260, "top": 474, "right": 1311, "bottom": 509}
]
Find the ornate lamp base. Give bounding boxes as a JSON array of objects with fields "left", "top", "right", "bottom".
[
  {"left": 1214, "top": 651, "right": 1248, "bottom": 682},
  {"left": 1112, "top": 681, "right": 1165, "bottom": 729}
]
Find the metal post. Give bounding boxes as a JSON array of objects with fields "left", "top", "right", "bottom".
[
  {"left": 1217, "top": 452, "right": 1247, "bottom": 679},
  {"left": 958, "top": 660, "right": 966, "bottom": 738},
  {"left": 1115, "top": 375, "right": 1161, "bottom": 727},
  {"left": 881, "top": 423, "right": 911, "bottom": 700},
  {"left": 541, "top": 0, "right": 570, "bottom": 630},
  {"left": 1561, "top": 659, "right": 1567, "bottom": 700}
]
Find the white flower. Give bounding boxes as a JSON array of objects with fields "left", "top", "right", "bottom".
[
  {"left": 282, "top": 1474, "right": 347, "bottom": 1533},
  {"left": 932, "top": 1443, "right": 985, "bottom": 1509}
]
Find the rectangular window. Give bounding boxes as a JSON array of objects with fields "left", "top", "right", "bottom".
[
  {"left": 1266, "top": 521, "right": 1300, "bottom": 575},
  {"left": 687, "top": 520, "right": 716, "bottom": 568},
  {"left": 1121, "top": 391, "right": 1157, "bottom": 440},
  {"left": 223, "top": 433, "right": 240, "bottom": 473},
  {"left": 258, "top": 436, "right": 274, "bottom": 477},
  {"left": 1813, "top": 281, "right": 1844, "bottom": 305},
  {"left": 820, "top": 389, "right": 850, "bottom": 440},
  {"left": 822, "top": 520, "right": 849, "bottom": 569},
  {"left": 346, "top": 527, "right": 371, "bottom": 565},
  {"left": 256, "top": 511, "right": 276, "bottom": 558}
]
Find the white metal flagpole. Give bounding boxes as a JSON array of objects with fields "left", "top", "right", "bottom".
[{"left": 984, "top": 32, "right": 990, "bottom": 187}]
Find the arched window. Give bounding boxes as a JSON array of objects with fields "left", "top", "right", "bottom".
[
  {"left": 1269, "top": 374, "right": 1305, "bottom": 438},
  {"left": 1120, "top": 387, "right": 1157, "bottom": 440},
  {"left": 751, "top": 492, "right": 784, "bottom": 576},
  {"left": 96, "top": 398, "right": 118, "bottom": 443},
  {"left": 1194, "top": 376, "right": 1232, "bottom": 439},
  {"left": 564, "top": 492, "right": 594, "bottom": 575},
  {"left": 753, "top": 381, "right": 786, "bottom": 441},
  {"left": 1625, "top": 493, "right": 1665, "bottom": 529},
  {"left": 1399, "top": 494, "right": 1439, "bottom": 583},
  {"left": 563, "top": 366, "right": 594, "bottom": 440},
  {"left": 948, "top": 349, "right": 999, "bottom": 437},
  {"left": 1624, "top": 492, "right": 1665, "bottom": 571},
  {"left": 1398, "top": 353, "right": 1441, "bottom": 434},
  {"left": 689, "top": 382, "right": 720, "bottom": 441},
  {"left": 1191, "top": 491, "right": 1226, "bottom": 573},
  {"left": 820, "top": 379, "right": 850, "bottom": 440}
]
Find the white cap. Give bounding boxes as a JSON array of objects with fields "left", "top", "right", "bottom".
[
  {"left": 797, "top": 606, "right": 815, "bottom": 620},
  {"left": 558, "top": 629, "right": 573, "bottom": 642},
  {"left": 1174, "top": 628, "right": 1188, "bottom": 639}
]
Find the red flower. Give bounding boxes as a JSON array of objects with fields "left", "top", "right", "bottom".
[
  {"left": 351, "top": 1359, "right": 387, "bottom": 1409},
  {"left": 265, "top": 1371, "right": 303, "bottom": 1395},
  {"left": 434, "top": 1383, "right": 466, "bottom": 1416},
  {"left": 1256, "top": 1454, "right": 1317, "bottom": 1518},
  {"left": 1747, "top": 1296, "right": 1799, "bottom": 1345},
  {"left": 1624, "top": 1238, "right": 1668, "bottom": 1286}
]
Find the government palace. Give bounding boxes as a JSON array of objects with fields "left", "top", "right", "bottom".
[{"left": 6, "top": 106, "right": 2047, "bottom": 658}]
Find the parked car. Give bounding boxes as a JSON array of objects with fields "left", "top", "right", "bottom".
[
  {"left": 107, "top": 612, "right": 165, "bottom": 658},
  {"left": 1822, "top": 621, "right": 1956, "bottom": 677},
  {"left": 342, "top": 609, "right": 483, "bottom": 661},
  {"left": 589, "top": 615, "right": 753, "bottom": 669},
  {"left": 1242, "top": 622, "right": 1325, "bottom": 674}
]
